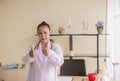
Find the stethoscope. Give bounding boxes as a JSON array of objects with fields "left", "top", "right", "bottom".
[{"left": 34, "top": 40, "right": 53, "bottom": 50}]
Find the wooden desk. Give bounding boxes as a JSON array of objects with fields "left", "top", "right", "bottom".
[
  {"left": 0, "top": 69, "right": 27, "bottom": 81},
  {"left": 73, "top": 76, "right": 88, "bottom": 81},
  {"left": 59, "top": 76, "right": 88, "bottom": 81},
  {"left": 0, "top": 69, "right": 88, "bottom": 81}
]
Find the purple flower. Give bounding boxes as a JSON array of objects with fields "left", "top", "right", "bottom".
[{"left": 95, "top": 21, "right": 104, "bottom": 28}]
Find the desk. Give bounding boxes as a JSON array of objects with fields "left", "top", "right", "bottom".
[
  {"left": 58, "top": 76, "right": 88, "bottom": 81},
  {"left": 0, "top": 69, "right": 88, "bottom": 81},
  {"left": 0, "top": 69, "right": 27, "bottom": 81},
  {"left": 73, "top": 76, "right": 88, "bottom": 81}
]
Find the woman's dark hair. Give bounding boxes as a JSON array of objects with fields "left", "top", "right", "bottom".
[{"left": 37, "top": 21, "right": 50, "bottom": 31}]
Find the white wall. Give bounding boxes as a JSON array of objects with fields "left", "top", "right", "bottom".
[{"left": 0, "top": 0, "right": 107, "bottom": 74}]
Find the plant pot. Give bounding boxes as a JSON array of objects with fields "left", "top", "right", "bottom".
[{"left": 97, "top": 27, "right": 103, "bottom": 34}]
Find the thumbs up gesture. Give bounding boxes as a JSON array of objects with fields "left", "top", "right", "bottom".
[{"left": 29, "top": 45, "right": 37, "bottom": 58}]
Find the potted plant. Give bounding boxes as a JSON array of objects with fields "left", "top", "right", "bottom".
[{"left": 95, "top": 21, "right": 104, "bottom": 34}]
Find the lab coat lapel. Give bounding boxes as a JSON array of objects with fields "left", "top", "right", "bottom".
[
  {"left": 38, "top": 43, "right": 44, "bottom": 63},
  {"left": 43, "top": 41, "right": 51, "bottom": 64},
  {"left": 38, "top": 41, "right": 51, "bottom": 64}
]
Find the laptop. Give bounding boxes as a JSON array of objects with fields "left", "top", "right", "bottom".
[{"left": 60, "top": 59, "right": 86, "bottom": 76}]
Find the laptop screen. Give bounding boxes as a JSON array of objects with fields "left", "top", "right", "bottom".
[{"left": 60, "top": 59, "right": 86, "bottom": 76}]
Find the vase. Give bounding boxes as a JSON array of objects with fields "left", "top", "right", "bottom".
[
  {"left": 58, "top": 27, "right": 65, "bottom": 34},
  {"left": 97, "top": 27, "right": 103, "bottom": 34}
]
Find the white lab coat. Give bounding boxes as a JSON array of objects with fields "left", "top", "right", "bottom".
[{"left": 22, "top": 41, "right": 64, "bottom": 81}]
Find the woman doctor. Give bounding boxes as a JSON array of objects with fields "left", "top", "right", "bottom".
[{"left": 22, "top": 21, "right": 64, "bottom": 81}]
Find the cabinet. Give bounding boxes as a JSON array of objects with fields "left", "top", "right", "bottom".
[{"left": 50, "top": 34, "right": 107, "bottom": 73}]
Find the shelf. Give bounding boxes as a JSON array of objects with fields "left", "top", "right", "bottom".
[
  {"left": 50, "top": 33, "right": 108, "bottom": 36},
  {"left": 63, "top": 55, "right": 109, "bottom": 58},
  {"left": 35, "top": 33, "right": 108, "bottom": 36},
  {"left": 63, "top": 55, "right": 109, "bottom": 60},
  {"left": 49, "top": 33, "right": 108, "bottom": 73},
  {"left": 50, "top": 34, "right": 98, "bottom": 36}
]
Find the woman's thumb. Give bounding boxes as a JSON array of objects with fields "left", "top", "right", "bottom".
[{"left": 31, "top": 44, "right": 35, "bottom": 50}]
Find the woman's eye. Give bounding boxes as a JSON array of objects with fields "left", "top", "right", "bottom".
[
  {"left": 38, "top": 33, "right": 42, "bottom": 35},
  {"left": 44, "top": 32, "right": 47, "bottom": 34}
]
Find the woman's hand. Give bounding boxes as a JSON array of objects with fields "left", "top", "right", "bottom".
[
  {"left": 42, "top": 43, "right": 49, "bottom": 56},
  {"left": 29, "top": 45, "right": 37, "bottom": 57}
]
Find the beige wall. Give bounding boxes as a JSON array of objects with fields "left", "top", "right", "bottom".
[{"left": 0, "top": 0, "right": 107, "bottom": 73}]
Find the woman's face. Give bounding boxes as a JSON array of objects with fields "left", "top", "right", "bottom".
[{"left": 37, "top": 26, "right": 50, "bottom": 43}]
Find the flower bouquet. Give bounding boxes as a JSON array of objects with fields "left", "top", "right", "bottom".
[{"left": 95, "top": 21, "right": 104, "bottom": 34}]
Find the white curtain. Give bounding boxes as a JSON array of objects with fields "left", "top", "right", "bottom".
[{"left": 107, "top": 0, "right": 120, "bottom": 81}]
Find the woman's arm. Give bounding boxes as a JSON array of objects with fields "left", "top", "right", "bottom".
[
  {"left": 21, "top": 45, "right": 37, "bottom": 64},
  {"left": 47, "top": 44, "right": 64, "bottom": 66}
]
